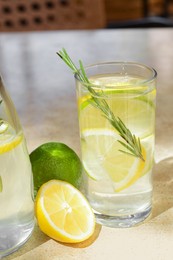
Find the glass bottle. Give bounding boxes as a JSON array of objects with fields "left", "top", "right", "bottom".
[{"left": 0, "top": 77, "right": 34, "bottom": 257}]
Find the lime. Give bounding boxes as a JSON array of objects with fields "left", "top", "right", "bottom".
[{"left": 30, "top": 142, "right": 82, "bottom": 196}]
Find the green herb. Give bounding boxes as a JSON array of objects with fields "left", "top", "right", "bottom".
[{"left": 57, "top": 48, "right": 144, "bottom": 161}]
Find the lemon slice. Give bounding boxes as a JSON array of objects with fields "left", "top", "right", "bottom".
[
  {"left": 0, "top": 132, "right": 23, "bottom": 192},
  {"left": 82, "top": 129, "right": 153, "bottom": 192},
  {"left": 81, "top": 129, "right": 118, "bottom": 181},
  {"left": 79, "top": 87, "right": 155, "bottom": 139},
  {"left": 0, "top": 134, "right": 23, "bottom": 154},
  {"left": 35, "top": 180, "right": 95, "bottom": 243},
  {"left": 103, "top": 144, "right": 146, "bottom": 192}
]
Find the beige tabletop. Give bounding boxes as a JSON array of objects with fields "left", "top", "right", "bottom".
[{"left": 0, "top": 28, "right": 173, "bottom": 260}]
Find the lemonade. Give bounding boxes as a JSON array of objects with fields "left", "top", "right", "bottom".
[
  {"left": 76, "top": 63, "right": 156, "bottom": 227},
  {"left": 0, "top": 76, "right": 34, "bottom": 256},
  {"left": 0, "top": 126, "right": 34, "bottom": 256}
]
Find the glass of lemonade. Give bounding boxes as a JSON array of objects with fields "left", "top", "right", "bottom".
[
  {"left": 0, "top": 77, "right": 34, "bottom": 257},
  {"left": 76, "top": 62, "right": 156, "bottom": 228}
]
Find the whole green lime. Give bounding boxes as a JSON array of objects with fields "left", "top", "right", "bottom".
[{"left": 30, "top": 142, "right": 82, "bottom": 196}]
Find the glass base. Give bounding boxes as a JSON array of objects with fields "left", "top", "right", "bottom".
[
  {"left": 0, "top": 220, "right": 35, "bottom": 258},
  {"left": 95, "top": 206, "right": 151, "bottom": 228}
]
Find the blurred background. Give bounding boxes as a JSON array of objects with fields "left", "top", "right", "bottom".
[{"left": 0, "top": 0, "right": 173, "bottom": 32}]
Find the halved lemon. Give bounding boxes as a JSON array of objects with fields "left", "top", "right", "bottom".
[
  {"left": 82, "top": 129, "right": 153, "bottom": 192},
  {"left": 35, "top": 180, "right": 95, "bottom": 243}
]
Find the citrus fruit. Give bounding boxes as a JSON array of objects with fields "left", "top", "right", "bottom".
[
  {"left": 0, "top": 129, "right": 23, "bottom": 193},
  {"left": 0, "top": 132, "right": 22, "bottom": 192},
  {"left": 35, "top": 180, "right": 95, "bottom": 243},
  {"left": 82, "top": 129, "right": 153, "bottom": 192},
  {"left": 0, "top": 134, "right": 22, "bottom": 154},
  {"left": 30, "top": 142, "right": 82, "bottom": 196},
  {"left": 79, "top": 91, "right": 155, "bottom": 139}
]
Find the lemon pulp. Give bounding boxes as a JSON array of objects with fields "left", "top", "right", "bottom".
[{"left": 35, "top": 180, "right": 95, "bottom": 243}]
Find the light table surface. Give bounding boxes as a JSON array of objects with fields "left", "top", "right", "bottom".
[{"left": 0, "top": 28, "right": 173, "bottom": 260}]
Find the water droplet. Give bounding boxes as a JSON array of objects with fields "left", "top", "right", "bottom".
[{"left": 0, "top": 120, "right": 8, "bottom": 134}]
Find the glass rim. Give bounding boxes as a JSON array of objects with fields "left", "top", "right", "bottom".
[{"left": 74, "top": 61, "right": 157, "bottom": 88}]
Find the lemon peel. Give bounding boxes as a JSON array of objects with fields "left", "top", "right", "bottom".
[{"left": 35, "top": 180, "right": 95, "bottom": 243}]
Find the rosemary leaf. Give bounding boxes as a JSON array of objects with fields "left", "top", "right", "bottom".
[
  {"left": 118, "top": 150, "right": 138, "bottom": 158},
  {"left": 117, "top": 140, "right": 136, "bottom": 155}
]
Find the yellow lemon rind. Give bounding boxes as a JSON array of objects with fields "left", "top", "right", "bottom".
[
  {"left": 0, "top": 134, "right": 23, "bottom": 154},
  {"left": 115, "top": 148, "right": 146, "bottom": 192},
  {"left": 35, "top": 180, "right": 95, "bottom": 243}
]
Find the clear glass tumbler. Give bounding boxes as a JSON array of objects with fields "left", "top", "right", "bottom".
[
  {"left": 76, "top": 62, "right": 156, "bottom": 228},
  {"left": 0, "top": 77, "right": 34, "bottom": 257}
]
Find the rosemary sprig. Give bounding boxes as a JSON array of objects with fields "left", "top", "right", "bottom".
[{"left": 57, "top": 48, "right": 144, "bottom": 161}]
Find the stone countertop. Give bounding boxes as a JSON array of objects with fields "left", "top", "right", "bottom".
[{"left": 0, "top": 28, "right": 173, "bottom": 260}]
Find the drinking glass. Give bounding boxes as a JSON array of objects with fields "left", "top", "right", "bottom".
[
  {"left": 0, "top": 77, "right": 34, "bottom": 257},
  {"left": 75, "top": 62, "right": 156, "bottom": 228}
]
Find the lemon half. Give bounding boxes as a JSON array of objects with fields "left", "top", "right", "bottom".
[{"left": 35, "top": 180, "right": 95, "bottom": 243}]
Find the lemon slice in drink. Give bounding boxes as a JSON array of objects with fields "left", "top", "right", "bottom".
[
  {"left": 35, "top": 180, "right": 95, "bottom": 243},
  {"left": 82, "top": 129, "right": 153, "bottom": 192},
  {"left": 82, "top": 129, "right": 119, "bottom": 181},
  {"left": 103, "top": 142, "right": 146, "bottom": 192},
  {"left": 0, "top": 134, "right": 22, "bottom": 154},
  {"left": 0, "top": 128, "right": 23, "bottom": 192},
  {"left": 79, "top": 88, "right": 155, "bottom": 139}
]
